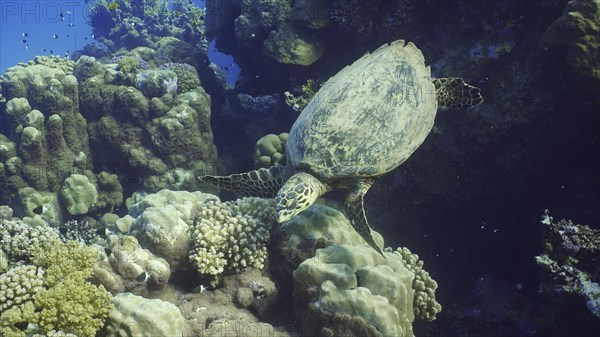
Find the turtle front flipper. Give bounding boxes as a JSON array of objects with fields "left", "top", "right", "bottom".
[
  {"left": 344, "top": 178, "right": 385, "bottom": 257},
  {"left": 199, "top": 166, "right": 292, "bottom": 198},
  {"left": 433, "top": 77, "right": 484, "bottom": 109}
]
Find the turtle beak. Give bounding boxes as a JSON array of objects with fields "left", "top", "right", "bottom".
[
  {"left": 276, "top": 210, "right": 293, "bottom": 223},
  {"left": 276, "top": 212, "right": 287, "bottom": 223}
]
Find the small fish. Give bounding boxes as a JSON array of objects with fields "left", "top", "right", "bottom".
[
  {"left": 43, "top": 48, "right": 47, "bottom": 52},
  {"left": 224, "top": 67, "right": 228, "bottom": 71},
  {"left": 59, "top": 12, "right": 64, "bottom": 18},
  {"left": 50, "top": 50, "right": 54, "bottom": 54},
  {"left": 14, "top": 322, "right": 28, "bottom": 331},
  {"left": 25, "top": 44, "right": 29, "bottom": 50},
  {"left": 68, "top": 22, "right": 75, "bottom": 27},
  {"left": 60, "top": 17, "right": 65, "bottom": 21},
  {"left": 53, "top": 34, "right": 59, "bottom": 39},
  {"left": 66, "top": 34, "right": 70, "bottom": 38},
  {"left": 84, "top": 37, "right": 88, "bottom": 40},
  {"left": 22, "top": 32, "right": 28, "bottom": 37},
  {"left": 32, "top": 205, "right": 43, "bottom": 214},
  {"left": 67, "top": 10, "right": 72, "bottom": 15},
  {"left": 91, "top": 34, "right": 95, "bottom": 38},
  {"left": 21, "top": 39, "right": 27, "bottom": 43},
  {"left": 107, "top": 2, "right": 120, "bottom": 10}
]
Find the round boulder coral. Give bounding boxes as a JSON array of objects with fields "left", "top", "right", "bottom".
[{"left": 60, "top": 174, "right": 98, "bottom": 215}]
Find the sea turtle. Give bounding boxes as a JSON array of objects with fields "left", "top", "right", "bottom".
[{"left": 199, "top": 40, "right": 483, "bottom": 256}]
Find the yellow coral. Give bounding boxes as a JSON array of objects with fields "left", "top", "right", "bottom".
[
  {"left": 27, "top": 240, "right": 113, "bottom": 337},
  {"left": 34, "top": 277, "right": 112, "bottom": 337},
  {"left": 32, "top": 240, "right": 96, "bottom": 287}
]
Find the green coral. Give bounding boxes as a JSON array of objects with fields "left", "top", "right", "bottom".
[
  {"left": 272, "top": 204, "right": 440, "bottom": 336},
  {"left": 32, "top": 240, "right": 97, "bottom": 286},
  {"left": 543, "top": 0, "right": 600, "bottom": 89},
  {"left": 160, "top": 63, "right": 200, "bottom": 93},
  {"left": 19, "top": 188, "right": 62, "bottom": 226},
  {"left": 0, "top": 240, "right": 112, "bottom": 337},
  {"left": 32, "top": 241, "right": 112, "bottom": 337},
  {"left": 294, "top": 244, "right": 416, "bottom": 337},
  {"left": 189, "top": 197, "right": 275, "bottom": 286},
  {"left": 284, "top": 79, "right": 319, "bottom": 112},
  {"left": 393, "top": 247, "right": 441, "bottom": 321},
  {"left": 117, "top": 56, "right": 141, "bottom": 73},
  {"left": 35, "top": 276, "right": 112, "bottom": 337},
  {"left": 254, "top": 133, "right": 288, "bottom": 168},
  {"left": 263, "top": 23, "right": 325, "bottom": 66},
  {"left": 60, "top": 174, "right": 98, "bottom": 216},
  {"left": 95, "top": 171, "right": 124, "bottom": 212}
]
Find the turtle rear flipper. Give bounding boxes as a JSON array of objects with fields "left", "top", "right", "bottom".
[
  {"left": 433, "top": 77, "right": 484, "bottom": 109},
  {"left": 199, "top": 166, "right": 292, "bottom": 198},
  {"left": 345, "top": 178, "right": 385, "bottom": 257}
]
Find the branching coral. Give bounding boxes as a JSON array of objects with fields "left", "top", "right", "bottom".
[
  {"left": 0, "top": 219, "right": 60, "bottom": 266},
  {"left": 393, "top": 247, "right": 442, "bottom": 321},
  {"left": 0, "top": 239, "right": 113, "bottom": 337},
  {"left": 189, "top": 197, "right": 275, "bottom": 286},
  {"left": 536, "top": 210, "right": 600, "bottom": 317}
]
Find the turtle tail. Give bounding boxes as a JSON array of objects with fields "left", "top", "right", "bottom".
[{"left": 433, "top": 77, "right": 484, "bottom": 109}]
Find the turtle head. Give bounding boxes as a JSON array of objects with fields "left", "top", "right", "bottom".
[{"left": 275, "top": 172, "right": 328, "bottom": 222}]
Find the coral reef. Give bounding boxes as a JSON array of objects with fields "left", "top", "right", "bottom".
[
  {"left": 160, "top": 62, "right": 201, "bottom": 94},
  {"left": 129, "top": 189, "right": 219, "bottom": 273},
  {"left": 284, "top": 79, "right": 319, "bottom": 112},
  {"left": 177, "top": 268, "right": 293, "bottom": 337},
  {"left": 127, "top": 190, "right": 276, "bottom": 286},
  {"left": 0, "top": 219, "right": 60, "bottom": 267},
  {"left": 1, "top": 239, "right": 113, "bottom": 337},
  {"left": 92, "top": 234, "right": 171, "bottom": 295},
  {"left": 102, "top": 292, "right": 184, "bottom": 337},
  {"left": 232, "top": 0, "right": 326, "bottom": 65},
  {"left": 88, "top": 0, "right": 207, "bottom": 62},
  {"left": 536, "top": 210, "right": 600, "bottom": 318},
  {"left": 1, "top": 61, "right": 92, "bottom": 200},
  {"left": 254, "top": 133, "right": 288, "bottom": 168},
  {"left": 79, "top": 55, "right": 218, "bottom": 192},
  {"left": 272, "top": 203, "right": 440, "bottom": 336},
  {"left": 293, "top": 245, "right": 416, "bottom": 337},
  {"left": 60, "top": 174, "right": 98, "bottom": 215},
  {"left": 189, "top": 197, "right": 275, "bottom": 286},
  {"left": 543, "top": 0, "right": 600, "bottom": 90}
]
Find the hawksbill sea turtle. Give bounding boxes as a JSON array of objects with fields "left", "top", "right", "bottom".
[{"left": 199, "top": 40, "right": 483, "bottom": 256}]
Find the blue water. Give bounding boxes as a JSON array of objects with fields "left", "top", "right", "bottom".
[
  {"left": 0, "top": 0, "right": 238, "bottom": 85},
  {"left": 0, "top": 0, "right": 93, "bottom": 73}
]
